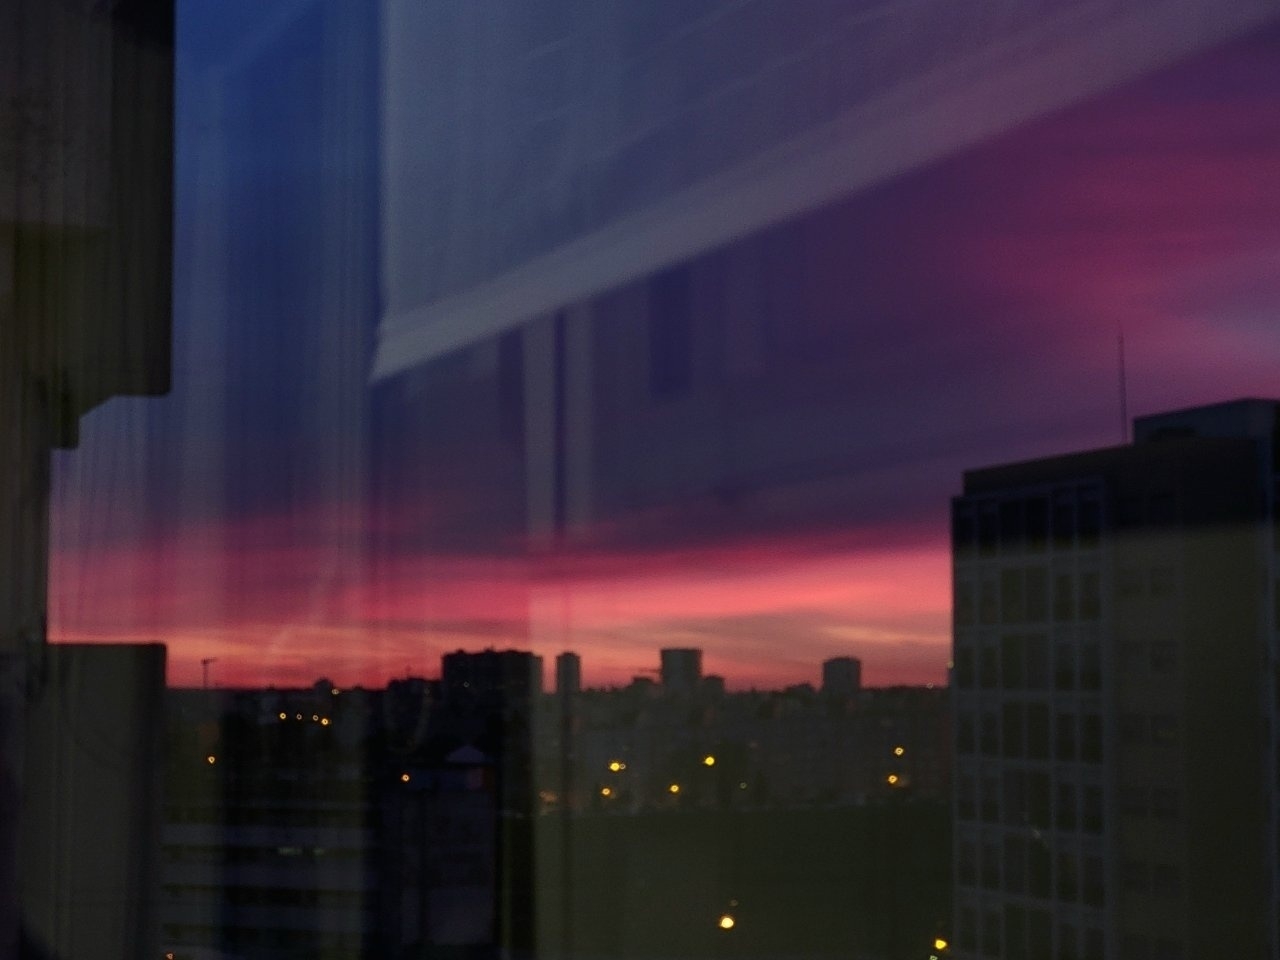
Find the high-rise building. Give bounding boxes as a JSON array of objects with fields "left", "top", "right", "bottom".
[
  {"left": 822, "top": 656, "right": 863, "bottom": 697},
  {"left": 555, "top": 651, "right": 582, "bottom": 696},
  {"left": 950, "top": 399, "right": 1280, "bottom": 960},
  {"left": 660, "top": 648, "right": 703, "bottom": 696}
]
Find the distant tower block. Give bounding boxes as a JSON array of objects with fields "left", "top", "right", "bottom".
[
  {"left": 822, "top": 657, "right": 862, "bottom": 697},
  {"left": 555, "top": 652, "right": 581, "bottom": 696},
  {"left": 659, "top": 648, "right": 702, "bottom": 695}
]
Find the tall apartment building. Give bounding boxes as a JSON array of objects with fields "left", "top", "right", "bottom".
[
  {"left": 951, "top": 398, "right": 1280, "bottom": 960},
  {"left": 660, "top": 648, "right": 703, "bottom": 696}
]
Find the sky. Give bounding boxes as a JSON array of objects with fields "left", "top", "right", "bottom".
[{"left": 45, "top": 12, "right": 1280, "bottom": 691}]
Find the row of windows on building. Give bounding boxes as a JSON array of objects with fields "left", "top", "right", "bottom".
[
  {"left": 956, "top": 771, "right": 1104, "bottom": 834},
  {"left": 954, "top": 489, "right": 1104, "bottom": 559},
  {"left": 955, "top": 569, "right": 1103, "bottom": 627},
  {"left": 957, "top": 906, "right": 1186, "bottom": 960},
  {"left": 954, "top": 902, "right": 1105, "bottom": 960},
  {"left": 953, "top": 634, "right": 1103, "bottom": 692},
  {"left": 164, "top": 844, "right": 370, "bottom": 864},
  {"left": 956, "top": 707, "right": 1104, "bottom": 764},
  {"left": 162, "top": 923, "right": 363, "bottom": 955},
  {"left": 164, "top": 806, "right": 376, "bottom": 828},
  {"left": 162, "top": 884, "right": 371, "bottom": 909},
  {"left": 957, "top": 838, "right": 1105, "bottom": 906}
]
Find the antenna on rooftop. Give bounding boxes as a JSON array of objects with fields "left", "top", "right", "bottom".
[
  {"left": 201, "top": 658, "right": 217, "bottom": 690},
  {"left": 1118, "top": 322, "right": 1129, "bottom": 444}
]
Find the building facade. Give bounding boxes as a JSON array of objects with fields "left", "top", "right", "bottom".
[{"left": 951, "top": 399, "right": 1280, "bottom": 960}]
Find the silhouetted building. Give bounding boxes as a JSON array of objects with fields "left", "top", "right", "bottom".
[
  {"left": 443, "top": 648, "right": 544, "bottom": 706},
  {"left": 555, "top": 652, "right": 581, "bottom": 697},
  {"left": 822, "top": 656, "right": 863, "bottom": 697},
  {"left": 660, "top": 648, "right": 702, "bottom": 696},
  {"left": 951, "top": 398, "right": 1280, "bottom": 960}
]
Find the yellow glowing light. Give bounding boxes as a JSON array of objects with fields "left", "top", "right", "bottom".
[
  {"left": 608, "top": 761, "right": 623, "bottom": 772},
  {"left": 400, "top": 773, "right": 411, "bottom": 783},
  {"left": 321, "top": 718, "right": 330, "bottom": 726},
  {"left": 718, "top": 914, "right": 735, "bottom": 930},
  {"left": 702, "top": 755, "right": 716, "bottom": 767},
  {"left": 312, "top": 714, "right": 319, "bottom": 722},
  {"left": 935, "top": 937, "right": 949, "bottom": 950},
  {"left": 893, "top": 746, "right": 905, "bottom": 757},
  {"left": 206, "top": 755, "right": 216, "bottom": 765},
  {"left": 886, "top": 774, "right": 899, "bottom": 785},
  {"left": 278, "top": 712, "right": 287, "bottom": 720},
  {"left": 668, "top": 783, "right": 681, "bottom": 794},
  {"left": 331, "top": 687, "right": 340, "bottom": 695},
  {"left": 601, "top": 787, "right": 613, "bottom": 798},
  {"left": 295, "top": 713, "right": 303, "bottom": 720}
]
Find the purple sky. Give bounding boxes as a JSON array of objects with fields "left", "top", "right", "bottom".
[{"left": 47, "top": 22, "right": 1280, "bottom": 690}]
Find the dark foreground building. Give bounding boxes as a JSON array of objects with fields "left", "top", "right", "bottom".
[{"left": 951, "top": 399, "right": 1280, "bottom": 960}]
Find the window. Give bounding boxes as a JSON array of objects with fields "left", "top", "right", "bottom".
[
  {"left": 1028, "top": 840, "right": 1051, "bottom": 898},
  {"left": 1002, "top": 568, "right": 1026, "bottom": 622},
  {"left": 1056, "top": 849, "right": 1078, "bottom": 901},
  {"left": 980, "top": 645, "right": 999, "bottom": 689},
  {"left": 983, "top": 910, "right": 1002, "bottom": 958},
  {"left": 1025, "top": 634, "right": 1051, "bottom": 689},
  {"left": 1082, "top": 785, "right": 1104, "bottom": 833},
  {"left": 1003, "top": 703, "right": 1026, "bottom": 758},
  {"left": 1026, "top": 566, "right": 1049, "bottom": 621},
  {"left": 1080, "top": 715, "right": 1103, "bottom": 763},
  {"left": 1026, "top": 498, "right": 1049, "bottom": 552},
  {"left": 1078, "top": 496, "right": 1101, "bottom": 548},
  {"left": 1056, "top": 781, "right": 1077, "bottom": 832},
  {"left": 958, "top": 774, "right": 977, "bottom": 819},
  {"left": 1052, "top": 495, "right": 1075, "bottom": 550},
  {"left": 1055, "top": 712, "right": 1077, "bottom": 762},
  {"left": 1054, "top": 573, "right": 1075, "bottom": 621},
  {"left": 1027, "top": 704, "right": 1050, "bottom": 760},
  {"left": 1055, "top": 642, "right": 1076, "bottom": 690},
  {"left": 959, "top": 840, "right": 978, "bottom": 884},
  {"left": 1003, "top": 835, "right": 1027, "bottom": 893},
  {"left": 1000, "top": 499, "right": 1025, "bottom": 553},
  {"left": 1078, "top": 571, "right": 1101, "bottom": 620},
  {"left": 979, "top": 503, "right": 999, "bottom": 557},
  {"left": 981, "top": 712, "right": 1001, "bottom": 757},
  {"left": 1028, "top": 771, "right": 1052, "bottom": 829},
  {"left": 1083, "top": 856, "right": 1105, "bottom": 906},
  {"left": 1002, "top": 635, "right": 1025, "bottom": 689},
  {"left": 980, "top": 580, "right": 1000, "bottom": 625},
  {"left": 982, "top": 839, "right": 1001, "bottom": 888},
  {"left": 1079, "top": 641, "right": 1101, "bottom": 690},
  {"left": 957, "top": 713, "right": 976, "bottom": 754}
]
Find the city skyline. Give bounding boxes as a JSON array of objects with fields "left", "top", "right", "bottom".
[{"left": 45, "top": 16, "right": 1280, "bottom": 691}]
